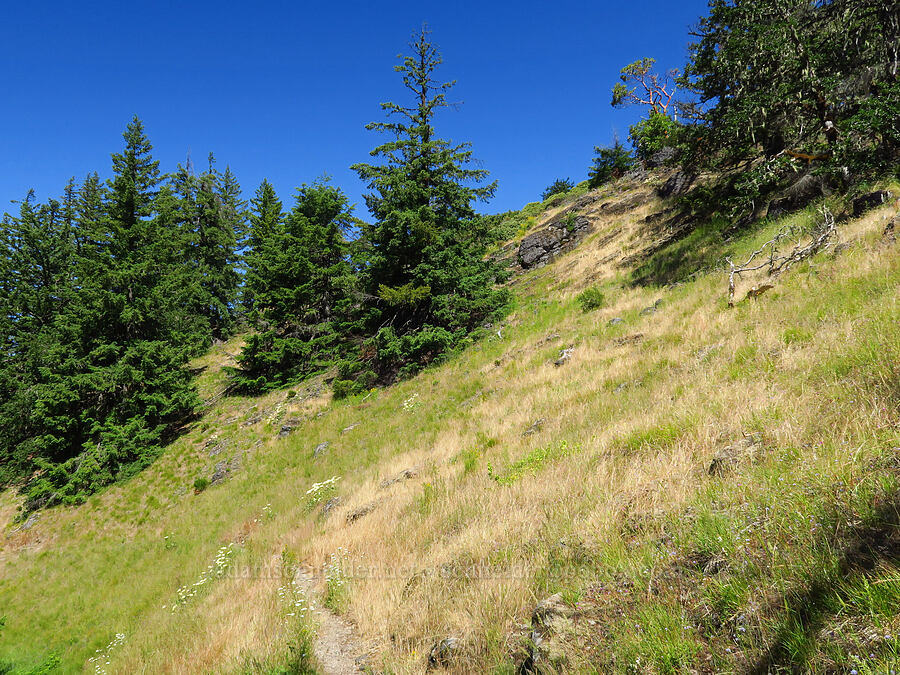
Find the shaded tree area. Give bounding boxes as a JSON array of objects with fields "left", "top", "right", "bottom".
[
  {"left": 0, "top": 118, "right": 245, "bottom": 508},
  {"left": 232, "top": 26, "right": 509, "bottom": 395}
]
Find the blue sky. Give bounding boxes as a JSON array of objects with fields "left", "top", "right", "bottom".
[{"left": 0, "top": 0, "right": 709, "bottom": 217}]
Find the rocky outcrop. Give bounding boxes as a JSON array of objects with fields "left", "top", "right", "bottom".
[
  {"left": 853, "top": 190, "right": 894, "bottom": 217},
  {"left": 346, "top": 500, "right": 380, "bottom": 524},
  {"left": 657, "top": 171, "right": 696, "bottom": 199},
  {"left": 709, "top": 433, "right": 764, "bottom": 475},
  {"left": 520, "top": 593, "right": 578, "bottom": 673},
  {"left": 517, "top": 215, "right": 592, "bottom": 269},
  {"left": 379, "top": 467, "right": 418, "bottom": 489}
]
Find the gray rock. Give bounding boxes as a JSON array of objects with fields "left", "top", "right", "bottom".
[
  {"left": 766, "top": 196, "right": 794, "bottom": 221},
  {"left": 647, "top": 146, "right": 677, "bottom": 168},
  {"left": 709, "top": 433, "right": 764, "bottom": 475},
  {"left": 21, "top": 513, "right": 39, "bottom": 530},
  {"left": 313, "top": 441, "right": 329, "bottom": 459},
  {"left": 346, "top": 501, "right": 379, "bottom": 524},
  {"left": 517, "top": 215, "right": 594, "bottom": 269},
  {"left": 522, "top": 594, "right": 578, "bottom": 672},
  {"left": 884, "top": 217, "right": 897, "bottom": 243},
  {"left": 210, "top": 461, "right": 229, "bottom": 485},
  {"left": 640, "top": 298, "right": 663, "bottom": 315},
  {"left": 614, "top": 333, "right": 644, "bottom": 346},
  {"left": 341, "top": 423, "right": 359, "bottom": 434},
  {"left": 607, "top": 317, "right": 624, "bottom": 326},
  {"left": 554, "top": 348, "right": 574, "bottom": 367},
  {"left": 428, "top": 637, "right": 460, "bottom": 668},
  {"left": 321, "top": 496, "right": 342, "bottom": 516},
  {"left": 625, "top": 166, "right": 649, "bottom": 182},
  {"left": 657, "top": 171, "right": 696, "bottom": 198},
  {"left": 241, "top": 415, "right": 262, "bottom": 427},
  {"left": 853, "top": 190, "right": 893, "bottom": 217},
  {"left": 208, "top": 441, "right": 226, "bottom": 458},
  {"left": 379, "top": 467, "right": 419, "bottom": 489},
  {"left": 599, "top": 191, "right": 647, "bottom": 215},
  {"left": 573, "top": 193, "right": 601, "bottom": 210},
  {"left": 613, "top": 382, "right": 628, "bottom": 394},
  {"left": 278, "top": 425, "right": 294, "bottom": 438},
  {"left": 522, "top": 418, "right": 545, "bottom": 437}
]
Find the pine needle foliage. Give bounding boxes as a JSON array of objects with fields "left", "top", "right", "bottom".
[{"left": 351, "top": 25, "right": 509, "bottom": 381}]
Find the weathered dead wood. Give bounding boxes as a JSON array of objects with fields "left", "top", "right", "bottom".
[{"left": 725, "top": 207, "right": 836, "bottom": 307}]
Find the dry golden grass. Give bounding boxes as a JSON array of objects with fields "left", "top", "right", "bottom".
[{"left": 1, "top": 179, "right": 898, "bottom": 673}]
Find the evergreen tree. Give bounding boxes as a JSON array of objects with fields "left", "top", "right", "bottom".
[
  {"left": 18, "top": 118, "right": 199, "bottom": 507},
  {"left": 588, "top": 138, "right": 635, "bottom": 187},
  {"left": 233, "top": 179, "right": 356, "bottom": 392},
  {"left": 243, "top": 178, "right": 285, "bottom": 317},
  {"left": 0, "top": 192, "right": 77, "bottom": 488},
  {"left": 350, "top": 26, "right": 508, "bottom": 380}
]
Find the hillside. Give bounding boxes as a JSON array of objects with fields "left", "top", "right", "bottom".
[{"left": 2, "top": 171, "right": 899, "bottom": 674}]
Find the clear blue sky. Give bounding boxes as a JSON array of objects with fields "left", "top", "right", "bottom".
[{"left": 0, "top": 0, "right": 709, "bottom": 217}]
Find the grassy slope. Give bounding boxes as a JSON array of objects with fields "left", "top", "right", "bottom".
[{"left": 1, "top": 175, "right": 899, "bottom": 674}]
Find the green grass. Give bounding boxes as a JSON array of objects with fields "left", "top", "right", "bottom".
[
  {"left": 1, "top": 178, "right": 899, "bottom": 672},
  {"left": 487, "top": 440, "right": 579, "bottom": 485}
]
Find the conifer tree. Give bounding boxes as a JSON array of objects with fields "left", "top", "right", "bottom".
[
  {"left": 19, "top": 118, "right": 199, "bottom": 506},
  {"left": 351, "top": 26, "right": 508, "bottom": 379},
  {"left": 243, "top": 178, "right": 285, "bottom": 318},
  {"left": 234, "top": 179, "right": 355, "bottom": 391}
]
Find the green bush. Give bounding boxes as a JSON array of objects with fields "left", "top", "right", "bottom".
[
  {"left": 588, "top": 139, "right": 635, "bottom": 187},
  {"left": 193, "top": 477, "right": 210, "bottom": 493},
  {"left": 541, "top": 178, "right": 574, "bottom": 201},
  {"left": 629, "top": 110, "right": 682, "bottom": 162},
  {"left": 576, "top": 286, "right": 606, "bottom": 312}
]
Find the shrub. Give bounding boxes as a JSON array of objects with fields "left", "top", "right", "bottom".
[
  {"left": 588, "top": 139, "right": 635, "bottom": 187},
  {"left": 576, "top": 286, "right": 606, "bottom": 312},
  {"left": 629, "top": 110, "right": 682, "bottom": 162},
  {"left": 541, "top": 178, "right": 575, "bottom": 201},
  {"left": 193, "top": 477, "right": 210, "bottom": 493}
]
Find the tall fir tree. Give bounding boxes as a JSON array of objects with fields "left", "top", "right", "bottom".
[
  {"left": 19, "top": 118, "right": 199, "bottom": 507},
  {"left": 233, "top": 178, "right": 356, "bottom": 392},
  {"left": 243, "top": 178, "right": 285, "bottom": 318},
  {"left": 351, "top": 26, "right": 508, "bottom": 380}
]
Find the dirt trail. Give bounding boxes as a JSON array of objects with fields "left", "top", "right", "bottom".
[{"left": 295, "top": 569, "right": 366, "bottom": 675}]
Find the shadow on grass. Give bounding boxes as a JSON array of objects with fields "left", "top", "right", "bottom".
[{"left": 748, "top": 492, "right": 900, "bottom": 674}]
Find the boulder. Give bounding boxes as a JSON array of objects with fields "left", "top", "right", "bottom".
[
  {"left": 522, "top": 418, "right": 545, "bottom": 437},
  {"left": 428, "top": 637, "right": 460, "bottom": 669},
  {"left": 709, "top": 433, "right": 764, "bottom": 475},
  {"left": 853, "top": 190, "right": 893, "bottom": 217},
  {"left": 517, "top": 213, "right": 594, "bottom": 270},
  {"left": 321, "top": 496, "right": 342, "bottom": 516},
  {"left": 313, "top": 441, "right": 329, "bottom": 459},
  {"left": 210, "top": 461, "right": 229, "bottom": 485},
  {"left": 518, "top": 230, "right": 563, "bottom": 268},
  {"left": 640, "top": 299, "right": 663, "bottom": 315},
  {"left": 346, "top": 500, "right": 379, "bottom": 524}
]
